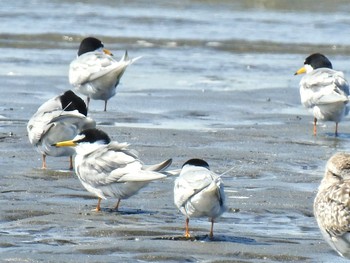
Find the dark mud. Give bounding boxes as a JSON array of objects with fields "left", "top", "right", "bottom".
[{"left": 1, "top": 78, "right": 350, "bottom": 262}]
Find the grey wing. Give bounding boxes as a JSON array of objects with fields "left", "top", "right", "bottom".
[
  {"left": 69, "top": 51, "right": 141, "bottom": 87},
  {"left": 87, "top": 51, "right": 139, "bottom": 84},
  {"left": 143, "top": 158, "right": 172, "bottom": 172},
  {"left": 36, "top": 95, "right": 63, "bottom": 113},
  {"left": 69, "top": 52, "right": 116, "bottom": 85},
  {"left": 76, "top": 143, "right": 144, "bottom": 187},
  {"left": 28, "top": 111, "right": 94, "bottom": 156},
  {"left": 216, "top": 178, "right": 226, "bottom": 207},
  {"left": 301, "top": 69, "right": 349, "bottom": 107},
  {"left": 49, "top": 111, "right": 96, "bottom": 131},
  {"left": 334, "top": 71, "right": 349, "bottom": 96},
  {"left": 27, "top": 96, "right": 65, "bottom": 144},
  {"left": 27, "top": 110, "right": 62, "bottom": 145},
  {"left": 174, "top": 169, "right": 212, "bottom": 208}
]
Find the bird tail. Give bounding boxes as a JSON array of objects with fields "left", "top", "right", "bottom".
[
  {"left": 121, "top": 50, "right": 142, "bottom": 65},
  {"left": 162, "top": 169, "right": 181, "bottom": 176},
  {"left": 143, "top": 158, "right": 172, "bottom": 172},
  {"left": 143, "top": 158, "right": 181, "bottom": 176},
  {"left": 219, "top": 166, "right": 235, "bottom": 177}
]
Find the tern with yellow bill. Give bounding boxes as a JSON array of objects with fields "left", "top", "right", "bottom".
[
  {"left": 53, "top": 128, "right": 172, "bottom": 212},
  {"left": 27, "top": 90, "right": 95, "bottom": 169},
  {"left": 69, "top": 37, "right": 141, "bottom": 111},
  {"left": 295, "top": 53, "right": 349, "bottom": 136}
]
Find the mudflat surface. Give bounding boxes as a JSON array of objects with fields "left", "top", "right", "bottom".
[{"left": 1, "top": 79, "right": 350, "bottom": 262}]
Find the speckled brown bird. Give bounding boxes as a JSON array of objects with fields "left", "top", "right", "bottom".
[{"left": 314, "top": 152, "right": 350, "bottom": 258}]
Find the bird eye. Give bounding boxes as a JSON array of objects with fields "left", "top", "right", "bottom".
[{"left": 330, "top": 171, "right": 341, "bottom": 179}]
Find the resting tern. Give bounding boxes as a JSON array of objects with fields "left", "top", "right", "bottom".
[
  {"left": 27, "top": 90, "right": 95, "bottom": 169},
  {"left": 69, "top": 37, "right": 141, "bottom": 111},
  {"left": 53, "top": 128, "right": 172, "bottom": 211},
  {"left": 295, "top": 53, "right": 349, "bottom": 136},
  {"left": 174, "top": 159, "right": 226, "bottom": 238}
]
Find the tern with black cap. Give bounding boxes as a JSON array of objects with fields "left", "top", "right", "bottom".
[
  {"left": 53, "top": 128, "right": 173, "bottom": 212},
  {"left": 69, "top": 37, "right": 141, "bottom": 111},
  {"left": 295, "top": 53, "right": 349, "bottom": 136}
]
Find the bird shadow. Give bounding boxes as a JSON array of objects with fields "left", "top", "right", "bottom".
[
  {"left": 152, "top": 234, "right": 261, "bottom": 245},
  {"left": 324, "top": 132, "right": 350, "bottom": 139},
  {"left": 31, "top": 168, "right": 73, "bottom": 179},
  {"left": 100, "top": 207, "right": 156, "bottom": 215}
]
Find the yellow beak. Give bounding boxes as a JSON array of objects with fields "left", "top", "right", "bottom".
[
  {"left": 52, "top": 140, "right": 77, "bottom": 147},
  {"left": 103, "top": 48, "right": 113, "bottom": 56},
  {"left": 294, "top": 66, "right": 306, "bottom": 75}
]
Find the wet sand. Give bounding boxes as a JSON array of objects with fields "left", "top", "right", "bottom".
[{"left": 1, "top": 75, "right": 350, "bottom": 262}]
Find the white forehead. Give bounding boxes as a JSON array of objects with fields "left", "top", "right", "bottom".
[
  {"left": 304, "top": 64, "right": 314, "bottom": 73},
  {"left": 73, "top": 134, "right": 85, "bottom": 141}
]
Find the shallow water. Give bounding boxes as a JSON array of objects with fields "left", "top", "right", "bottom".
[{"left": 2, "top": 0, "right": 350, "bottom": 262}]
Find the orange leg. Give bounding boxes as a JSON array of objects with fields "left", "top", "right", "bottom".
[
  {"left": 184, "top": 218, "right": 190, "bottom": 238},
  {"left": 209, "top": 218, "right": 214, "bottom": 238},
  {"left": 313, "top": 117, "right": 317, "bottom": 136},
  {"left": 92, "top": 198, "right": 102, "bottom": 212},
  {"left": 69, "top": 156, "right": 73, "bottom": 170},
  {"left": 335, "top": 122, "right": 339, "bottom": 137},
  {"left": 113, "top": 199, "right": 121, "bottom": 211},
  {"left": 42, "top": 154, "right": 47, "bottom": 169}
]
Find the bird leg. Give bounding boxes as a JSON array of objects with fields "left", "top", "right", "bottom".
[
  {"left": 69, "top": 156, "right": 73, "bottom": 170},
  {"left": 209, "top": 218, "right": 214, "bottom": 239},
  {"left": 104, "top": 100, "right": 107, "bottom": 112},
  {"left": 92, "top": 197, "right": 102, "bottom": 212},
  {"left": 335, "top": 122, "right": 339, "bottom": 137},
  {"left": 184, "top": 218, "right": 191, "bottom": 238},
  {"left": 42, "top": 154, "right": 47, "bottom": 169},
  {"left": 86, "top": 97, "right": 90, "bottom": 111},
  {"left": 113, "top": 199, "right": 121, "bottom": 211},
  {"left": 313, "top": 117, "right": 317, "bottom": 136}
]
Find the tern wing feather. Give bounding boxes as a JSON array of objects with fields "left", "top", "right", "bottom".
[
  {"left": 76, "top": 142, "right": 166, "bottom": 187},
  {"left": 69, "top": 51, "right": 141, "bottom": 86},
  {"left": 174, "top": 168, "right": 213, "bottom": 208},
  {"left": 300, "top": 68, "right": 349, "bottom": 107}
]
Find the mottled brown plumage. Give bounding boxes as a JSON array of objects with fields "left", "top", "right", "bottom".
[{"left": 314, "top": 152, "right": 350, "bottom": 258}]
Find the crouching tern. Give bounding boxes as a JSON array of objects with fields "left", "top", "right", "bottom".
[
  {"left": 53, "top": 128, "right": 172, "bottom": 211},
  {"left": 27, "top": 90, "right": 95, "bottom": 169}
]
